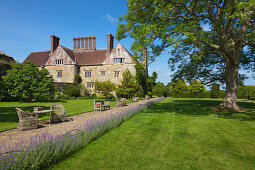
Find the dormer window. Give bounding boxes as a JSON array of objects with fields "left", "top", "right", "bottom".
[
  {"left": 114, "top": 58, "right": 124, "bottom": 64},
  {"left": 56, "top": 59, "right": 63, "bottom": 65}
]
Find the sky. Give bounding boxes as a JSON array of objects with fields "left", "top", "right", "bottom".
[{"left": 0, "top": 0, "right": 254, "bottom": 87}]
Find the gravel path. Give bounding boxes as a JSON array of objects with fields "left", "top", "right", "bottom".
[{"left": 0, "top": 98, "right": 159, "bottom": 150}]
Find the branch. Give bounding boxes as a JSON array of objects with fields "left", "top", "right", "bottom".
[{"left": 200, "top": 39, "right": 220, "bottom": 50}]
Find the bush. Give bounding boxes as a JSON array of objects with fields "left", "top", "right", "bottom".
[
  {"left": 63, "top": 84, "right": 80, "bottom": 97},
  {"left": 238, "top": 86, "right": 255, "bottom": 100},
  {"left": 2, "top": 62, "right": 55, "bottom": 101},
  {"left": 152, "top": 82, "right": 167, "bottom": 97},
  {"left": 169, "top": 80, "right": 189, "bottom": 98},
  {"left": 94, "top": 80, "right": 116, "bottom": 99},
  {"left": 211, "top": 83, "right": 220, "bottom": 98},
  {"left": 115, "top": 69, "right": 141, "bottom": 99}
]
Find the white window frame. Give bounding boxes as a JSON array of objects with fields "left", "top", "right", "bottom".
[
  {"left": 113, "top": 58, "right": 125, "bottom": 64},
  {"left": 56, "top": 59, "right": 63, "bottom": 65}
]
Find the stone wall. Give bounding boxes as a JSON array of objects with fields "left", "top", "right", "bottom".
[
  {"left": 45, "top": 65, "right": 76, "bottom": 83},
  {"left": 80, "top": 63, "right": 136, "bottom": 92}
]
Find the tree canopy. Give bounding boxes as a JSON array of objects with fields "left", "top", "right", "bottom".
[
  {"left": 117, "top": 0, "right": 255, "bottom": 111},
  {"left": 2, "top": 62, "right": 55, "bottom": 101}
]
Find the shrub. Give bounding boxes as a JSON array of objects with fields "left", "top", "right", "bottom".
[
  {"left": 115, "top": 69, "right": 141, "bottom": 99},
  {"left": 152, "top": 82, "right": 167, "bottom": 97},
  {"left": 74, "top": 74, "right": 82, "bottom": 85},
  {"left": 211, "top": 83, "right": 220, "bottom": 98},
  {"left": 94, "top": 80, "right": 116, "bottom": 99},
  {"left": 238, "top": 86, "right": 255, "bottom": 100},
  {"left": 2, "top": 62, "right": 55, "bottom": 101},
  {"left": 63, "top": 84, "right": 80, "bottom": 97},
  {"left": 169, "top": 80, "right": 189, "bottom": 98},
  {"left": 189, "top": 80, "right": 206, "bottom": 98}
]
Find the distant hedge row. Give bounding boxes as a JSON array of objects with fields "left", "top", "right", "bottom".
[{"left": 153, "top": 85, "right": 255, "bottom": 100}]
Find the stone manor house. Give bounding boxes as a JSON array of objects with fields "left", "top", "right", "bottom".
[{"left": 24, "top": 33, "right": 136, "bottom": 91}]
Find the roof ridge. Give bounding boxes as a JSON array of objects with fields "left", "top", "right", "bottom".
[{"left": 31, "top": 50, "right": 50, "bottom": 53}]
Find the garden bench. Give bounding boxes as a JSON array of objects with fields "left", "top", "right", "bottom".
[
  {"left": 50, "top": 104, "right": 66, "bottom": 122},
  {"left": 132, "top": 97, "right": 139, "bottom": 102},
  {"left": 16, "top": 107, "right": 38, "bottom": 131},
  {"left": 94, "top": 100, "right": 110, "bottom": 112},
  {"left": 116, "top": 98, "right": 127, "bottom": 107}
]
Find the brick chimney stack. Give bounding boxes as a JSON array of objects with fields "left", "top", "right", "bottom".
[
  {"left": 89, "top": 36, "right": 92, "bottom": 49},
  {"left": 77, "top": 37, "right": 81, "bottom": 49},
  {"left": 85, "top": 37, "right": 88, "bottom": 49},
  {"left": 93, "top": 36, "right": 96, "bottom": 49},
  {"left": 73, "top": 38, "right": 77, "bottom": 49},
  {"left": 81, "top": 37, "right": 85, "bottom": 49},
  {"left": 50, "top": 35, "right": 60, "bottom": 54},
  {"left": 107, "top": 33, "right": 114, "bottom": 53}
]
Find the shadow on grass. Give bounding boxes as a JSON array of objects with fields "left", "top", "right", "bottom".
[
  {"left": 0, "top": 106, "right": 51, "bottom": 123},
  {"left": 143, "top": 99, "right": 255, "bottom": 121}
]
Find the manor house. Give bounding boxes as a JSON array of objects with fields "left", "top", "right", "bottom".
[{"left": 24, "top": 33, "right": 136, "bottom": 91}]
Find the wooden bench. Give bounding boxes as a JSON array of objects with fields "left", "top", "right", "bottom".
[{"left": 94, "top": 100, "right": 110, "bottom": 112}]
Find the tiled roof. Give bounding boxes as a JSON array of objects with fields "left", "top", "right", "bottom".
[
  {"left": 60, "top": 45, "right": 76, "bottom": 63},
  {"left": 74, "top": 49, "right": 107, "bottom": 65},
  {"left": 23, "top": 51, "right": 50, "bottom": 66},
  {"left": 0, "top": 50, "right": 15, "bottom": 62}
]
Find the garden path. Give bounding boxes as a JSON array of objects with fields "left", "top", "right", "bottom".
[{"left": 0, "top": 98, "right": 158, "bottom": 150}]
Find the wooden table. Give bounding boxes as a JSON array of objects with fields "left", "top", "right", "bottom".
[{"left": 33, "top": 109, "right": 54, "bottom": 125}]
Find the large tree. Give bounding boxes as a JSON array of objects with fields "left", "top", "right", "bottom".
[{"left": 117, "top": 0, "right": 255, "bottom": 111}]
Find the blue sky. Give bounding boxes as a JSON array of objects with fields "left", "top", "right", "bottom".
[{"left": 0, "top": 0, "right": 254, "bottom": 87}]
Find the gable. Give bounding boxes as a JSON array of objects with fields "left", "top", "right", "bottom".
[
  {"left": 103, "top": 43, "right": 134, "bottom": 64},
  {"left": 45, "top": 46, "right": 75, "bottom": 65}
]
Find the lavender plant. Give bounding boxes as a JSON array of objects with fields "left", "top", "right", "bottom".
[{"left": 0, "top": 97, "right": 165, "bottom": 169}]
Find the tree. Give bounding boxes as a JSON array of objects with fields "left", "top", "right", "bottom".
[
  {"left": 94, "top": 80, "right": 116, "bottom": 99},
  {"left": 152, "top": 82, "right": 167, "bottom": 97},
  {"left": 116, "top": 69, "right": 141, "bottom": 98},
  {"left": 117, "top": 0, "right": 255, "bottom": 111},
  {"left": 2, "top": 62, "right": 55, "bottom": 101},
  {"left": 211, "top": 83, "right": 220, "bottom": 98},
  {"left": 189, "top": 80, "right": 205, "bottom": 98},
  {"left": 0, "top": 55, "right": 14, "bottom": 100},
  {"left": 169, "top": 80, "right": 189, "bottom": 98}
]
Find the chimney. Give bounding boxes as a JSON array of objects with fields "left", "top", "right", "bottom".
[
  {"left": 93, "top": 36, "right": 96, "bottom": 49},
  {"left": 81, "top": 37, "right": 85, "bottom": 49},
  {"left": 89, "top": 36, "right": 92, "bottom": 49},
  {"left": 107, "top": 33, "right": 114, "bottom": 53},
  {"left": 77, "top": 37, "right": 81, "bottom": 49},
  {"left": 73, "top": 38, "right": 77, "bottom": 49},
  {"left": 85, "top": 37, "right": 88, "bottom": 49},
  {"left": 50, "top": 35, "right": 60, "bottom": 54}
]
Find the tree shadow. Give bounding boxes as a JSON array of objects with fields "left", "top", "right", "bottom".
[{"left": 143, "top": 99, "right": 255, "bottom": 121}]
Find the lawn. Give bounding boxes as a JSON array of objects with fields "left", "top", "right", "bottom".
[
  {"left": 0, "top": 98, "right": 131, "bottom": 132},
  {"left": 50, "top": 98, "right": 255, "bottom": 170}
]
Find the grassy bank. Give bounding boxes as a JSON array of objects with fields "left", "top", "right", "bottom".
[{"left": 50, "top": 98, "right": 255, "bottom": 169}]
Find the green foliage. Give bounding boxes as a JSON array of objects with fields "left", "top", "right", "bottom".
[
  {"left": 238, "top": 86, "right": 255, "bottom": 100},
  {"left": 169, "top": 80, "right": 189, "bottom": 98},
  {"left": 74, "top": 74, "right": 82, "bottom": 85},
  {"left": 2, "top": 62, "right": 55, "bottom": 101},
  {"left": 63, "top": 84, "right": 81, "bottom": 98},
  {"left": 211, "top": 83, "right": 220, "bottom": 98},
  {"left": 94, "top": 80, "right": 116, "bottom": 99},
  {"left": 135, "top": 63, "right": 147, "bottom": 96},
  {"left": 117, "top": 0, "right": 255, "bottom": 107},
  {"left": 189, "top": 80, "right": 205, "bottom": 98},
  {"left": 152, "top": 82, "right": 167, "bottom": 97},
  {"left": 116, "top": 69, "right": 141, "bottom": 99}
]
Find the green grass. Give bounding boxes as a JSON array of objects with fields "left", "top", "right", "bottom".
[
  {"left": 0, "top": 98, "right": 132, "bottom": 132},
  {"left": 50, "top": 98, "right": 255, "bottom": 170}
]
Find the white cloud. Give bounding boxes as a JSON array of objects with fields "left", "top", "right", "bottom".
[{"left": 105, "top": 14, "right": 118, "bottom": 23}]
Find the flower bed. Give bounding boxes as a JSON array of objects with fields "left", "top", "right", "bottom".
[{"left": 0, "top": 97, "right": 165, "bottom": 169}]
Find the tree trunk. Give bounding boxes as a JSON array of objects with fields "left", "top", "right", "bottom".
[{"left": 220, "top": 60, "right": 241, "bottom": 111}]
